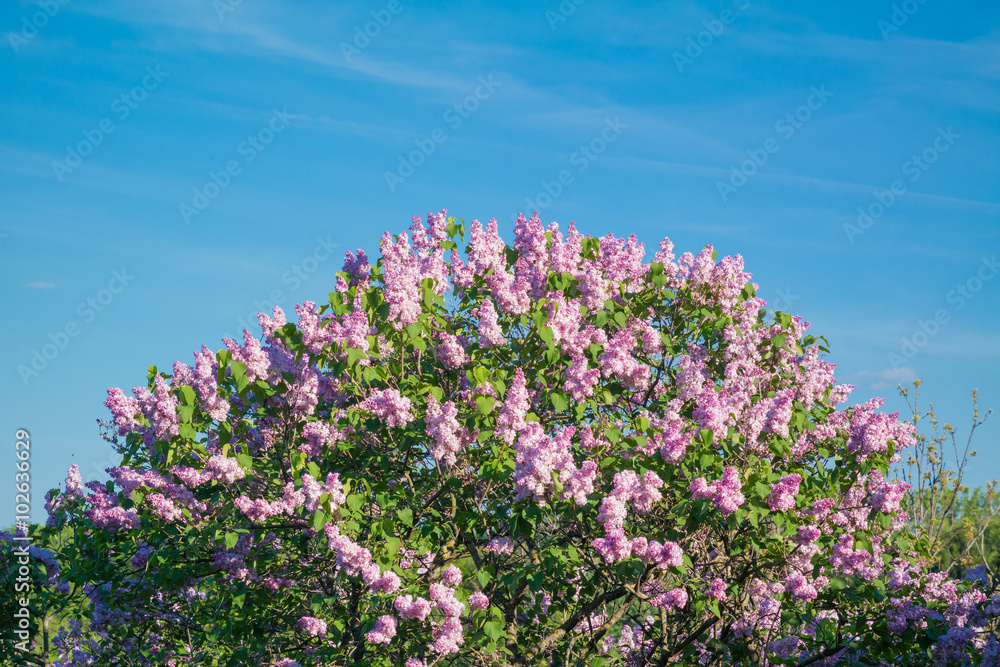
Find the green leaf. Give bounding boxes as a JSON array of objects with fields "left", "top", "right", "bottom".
[
  {"left": 476, "top": 395, "right": 496, "bottom": 415},
  {"left": 828, "top": 577, "right": 848, "bottom": 591},
  {"left": 484, "top": 621, "right": 504, "bottom": 641},
  {"left": 179, "top": 385, "right": 197, "bottom": 405},
  {"left": 230, "top": 360, "right": 246, "bottom": 381},
  {"left": 231, "top": 583, "right": 247, "bottom": 609},
  {"left": 236, "top": 453, "right": 253, "bottom": 470},
  {"left": 178, "top": 404, "right": 195, "bottom": 423},
  {"left": 224, "top": 532, "right": 239, "bottom": 550},
  {"left": 396, "top": 508, "right": 413, "bottom": 527},
  {"left": 313, "top": 510, "right": 328, "bottom": 531},
  {"left": 550, "top": 392, "right": 568, "bottom": 411},
  {"left": 538, "top": 326, "right": 554, "bottom": 347}
]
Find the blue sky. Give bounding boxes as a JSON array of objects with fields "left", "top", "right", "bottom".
[{"left": 1, "top": 0, "right": 998, "bottom": 525}]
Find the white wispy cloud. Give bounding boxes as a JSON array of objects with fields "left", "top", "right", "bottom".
[{"left": 845, "top": 367, "right": 919, "bottom": 390}]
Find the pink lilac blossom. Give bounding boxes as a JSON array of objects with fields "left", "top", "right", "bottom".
[
  {"left": 767, "top": 474, "right": 802, "bottom": 512},
  {"left": 435, "top": 332, "right": 469, "bottom": 369},
  {"left": 222, "top": 330, "right": 271, "bottom": 383},
  {"left": 485, "top": 537, "right": 514, "bottom": 555},
  {"left": 496, "top": 368, "right": 529, "bottom": 446},
  {"left": 562, "top": 460, "right": 599, "bottom": 505},
  {"left": 650, "top": 587, "right": 688, "bottom": 611},
  {"left": 563, "top": 354, "right": 601, "bottom": 402},
  {"left": 380, "top": 232, "right": 424, "bottom": 328},
  {"left": 64, "top": 464, "right": 84, "bottom": 499},
  {"left": 301, "top": 472, "right": 346, "bottom": 512},
  {"left": 441, "top": 565, "right": 463, "bottom": 586},
  {"left": 690, "top": 467, "right": 744, "bottom": 517},
  {"left": 706, "top": 578, "right": 728, "bottom": 601},
  {"left": 767, "top": 636, "right": 801, "bottom": 660},
  {"left": 131, "top": 545, "right": 153, "bottom": 570},
  {"left": 104, "top": 388, "right": 139, "bottom": 435},
  {"left": 323, "top": 524, "right": 400, "bottom": 595},
  {"left": 191, "top": 345, "right": 230, "bottom": 420},
  {"left": 429, "top": 583, "right": 464, "bottom": 617},
  {"left": 592, "top": 470, "right": 669, "bottom": 563},
  {"left": 342, "top": 248, "right": 371, "bottom": 283},
  {"left": 846, "top": 397, "right": 917, "bottom": 460},
  {"left": 432, "top": 615, "right": 466, "bottom": 654},
  {"left": 300, "top": 421, "right": 343, "bottom": 458},
  {"left": 866, "top": 470, "right": 910, "bottom": 514},
  {"left": 693, "top": 389, "right": 729, "bottom": 437},
  {"left": 784, "top": 571, "right": 819, "bottom": 602},
  {"left": 395, "top": 595, "right": 432, "bottom": 621},
  {"left": 829, "top": 534, "right": 877, "bottom": 580},
  {"left": 599, "top": 326, "right": 650, "bottom": 390},
  {"left": 366, "top": 615, "right": 397, "bottom": 645},
  {"left": 172, "top": 455, "right": 246, "bottom": 488},
  {"left": 647, "top": 541, "right": 684, "bottom": 570},
  {"left": 469, "top": 592, "right": 490, "bottom": 610},
  {"left": 146, "top": 493, "right": 183, "bottom": 522},
  {"left": 425, "top": 395, "right": 470, "bottom": 466},
  {"left": 657, "top": 421, "right": 693, "bottom": 464},
  {"left": 359, "top": 388, "right": 414, "bottom": 428},
  {"left": 512, "top": 423, "right": 596, "bottom": 506},
  {"left": 135, "top": 375, "right": 180, "bottom": 440},
  {"left": 476, "top": 298, "right": 506, "bottom": 348},
  {"left": 297, "top": 616, "right": 327, "bottom": 637}
]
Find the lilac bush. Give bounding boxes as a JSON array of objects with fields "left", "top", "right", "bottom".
[{"left": 6, "top": 211, "right": 999, "bottom": 666}]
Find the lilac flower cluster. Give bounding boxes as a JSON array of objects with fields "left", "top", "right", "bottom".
[
  {"left": 512, "top": 423, "right": 598, "bottom": 506},
  {"left": 359, "top": 387, "right": 415, "bottom": 429},
  {"left": 690, "top": 466, "right": 745, "bottom": 517}
]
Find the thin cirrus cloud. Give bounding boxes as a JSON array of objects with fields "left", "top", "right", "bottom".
[
  {"left": 23, "top": 281, "right": 57, "bottom": 289},
  {"left": 845, "top": 367, "right": 919, "bottom": 391}
]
